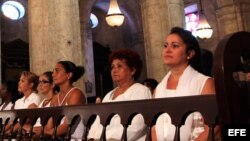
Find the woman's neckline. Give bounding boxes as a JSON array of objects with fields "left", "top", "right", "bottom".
[
  {"left": 112, "top": 82, "right": 135, "bottom": 100},
  {"left": 57, "top": 87, "right": 75, "bottom": 106}
]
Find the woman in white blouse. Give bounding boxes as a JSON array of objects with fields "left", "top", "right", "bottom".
[
  {"left": 88, "top": 48, "right": 152, "bottom": 141},
  {"left": 152, "top": 27, "right": 215, "bottom": 141}
]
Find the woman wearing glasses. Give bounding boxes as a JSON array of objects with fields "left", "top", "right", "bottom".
[
  {"left": 30, "top": 71, "right": 59, "bottom": 140},
  {"left": 37, "top": 71, "right": 59, "bottom": 107}
]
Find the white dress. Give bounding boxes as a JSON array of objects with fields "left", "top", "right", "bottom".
[
  {"left": 154, "top": 65, "right": 210, "bottom": 141},
  {"left": 59, "top": 87, "right": 86, "bottom": 140},
  {"left": 33, "top": 98, "right": 52, "bottom": 127},
  {"left": 0, "top": 102, "right": 13, "bottom": 110},
  {"left": 88, "top": 83, "right": 152, "bottom": 141}
]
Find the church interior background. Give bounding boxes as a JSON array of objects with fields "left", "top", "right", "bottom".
[{"left": 0, "top": 0, "right": 250, "bottom": 103}]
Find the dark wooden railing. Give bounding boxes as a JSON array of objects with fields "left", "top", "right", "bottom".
[
  {"left": 213, "top": 31, "right": 250, "bottom": 140},
  {"left": 0, "top": 95, "right": 218, "bottom": 141}
]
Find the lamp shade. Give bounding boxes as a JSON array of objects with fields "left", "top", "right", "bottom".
[
  {"left": 1, "top": 1, "right": 25, "bottom": 20},
  {"left": 196, "top": 13, "right": 213, "bottom": 39},
  {"left": 106, "top": 0, "right": 124, "bottom": 27}
]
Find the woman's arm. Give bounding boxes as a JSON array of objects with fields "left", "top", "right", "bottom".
[
  {"left": 201, "top": 78, "right": 215, "bottom": 95},
  {"left": 151, "top": 125, "right": 157, "bottom": 141},
  {"left": 68, "top": 89, "right": 86, "bottom": 105}
]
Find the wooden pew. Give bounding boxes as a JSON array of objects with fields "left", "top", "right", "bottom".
[{"left": 213, "top": 31, "right": 250, "bottom": 140}]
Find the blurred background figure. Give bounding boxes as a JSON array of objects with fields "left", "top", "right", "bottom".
[
  {"left": 95, "top": 96, "right": 102, "bottom": 103},
  {"left": 247, "top": 72, "right": 250, "bottom": 81},
  {"left": 200, "top": 48, "right": 213, "bottom": 77},
  {"left": 0, "top": 81, "right": 20, "bottom": 110},
  {"left": 142, "top": 78, "right": 158, "bottom": 98}
]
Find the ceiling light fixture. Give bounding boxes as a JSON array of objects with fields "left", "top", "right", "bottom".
[
  {"left": 105, "top": 0, "right": 124, "bottom": 27},
  {"left": 1, "top": 0, "right": 25, "bottom": 20},
  {"left": 196, "top": 0, "right": 213, "bottom": 39}
]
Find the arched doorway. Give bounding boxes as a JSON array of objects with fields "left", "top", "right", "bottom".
[
  {"left": 1, "top": 39, "right": 29, "bottom": 82},
  {"left": 93, "top": 42, "right": 113, "bottom": 100}
]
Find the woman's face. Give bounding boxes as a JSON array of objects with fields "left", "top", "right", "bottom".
[
  {"left": 162, "top": 34, "right": 189, "bottom": 68},
  {"left": 111, "top": 59, "right": 134, "bottom": 84},
  {"left": 38, "top": 74, "right": 53, "bottom": 95},
  {"left": 52, "top": 63, "right": 70, "bottom": 85},
  {"left": 0, "top": 84, "right": 7, "bottom": 98},
  {"left": 18, "top": 74, "right": 32, "bottom": 93}
]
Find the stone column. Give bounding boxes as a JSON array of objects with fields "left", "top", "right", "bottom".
[
  {"left": 216, "top": 0, "right": 250, "bottom": 38},
  {"left": 28, "top": 0, "right": 86, "bottom": 91},
  {"left": 141, "top": 0, "right": 185, "bottom": 81}
]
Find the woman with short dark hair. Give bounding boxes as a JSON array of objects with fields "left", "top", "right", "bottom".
[
  {"left": 88, "top": 48, "right": 152, "bottom": 141},
  {"left": 152, "top": 27, "right": 215, "bottom": 141}
]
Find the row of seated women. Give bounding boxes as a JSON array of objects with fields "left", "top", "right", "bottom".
[{"left": 0, "top": 26, "right": 216, "bottom": 141}]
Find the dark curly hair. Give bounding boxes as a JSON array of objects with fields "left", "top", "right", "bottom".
[
  {"left": 170, "top": 27, "right": 202, "bottom": 72},
  {"left": 57, "top": 61, "right": 85, "bottom": 83},
  {"left": 109, "top": 48, "right": 143, "bottom": 80}
]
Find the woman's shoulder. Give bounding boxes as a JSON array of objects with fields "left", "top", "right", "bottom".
[
  {"left": 68, "top": 87, "right": 87, "bottom": 104},
  {"left": 70, "top": 87, "right": 85, "bottom": 96},
  {"left": 131, "top": 83, "right": 149, "bottom": 89},
  {"left": 190, "top": 68, "right": 215, "bottom": 94},
  {"left": 30, "top": 92, "right": 41, "bottom": 99},
  {"left": 201, "top": 78, "right": 215, "bottom": 95},
  {"left": 15, "top": 96, "right": 24, "bottom": 103},
  {"left": 129, "top": 83, "right": 152, "bottom": 99}
]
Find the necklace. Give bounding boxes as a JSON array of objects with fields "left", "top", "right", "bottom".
[
  {"left": 42, "top": 97, "right": 53, "bottom": 107},
  {"left": 57, "top": 87, "right": 75, "bottom": 106}
]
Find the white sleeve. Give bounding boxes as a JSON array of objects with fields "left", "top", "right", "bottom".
[
  {"left": 34, "top": 96, "right": 42, "bottom": 106},
  {"left": 130, "top": 85, "right": 152, "bottom": 100}
]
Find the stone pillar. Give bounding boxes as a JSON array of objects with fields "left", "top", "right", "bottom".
[
  {"left": 28, "top": 0, "right": 86, "bottom": 91},
  {"left": 78, "top": 0, "right": 97, "bottom": 97},
  {"left": 216, "top": 0, "right": 250, "bottom": 38},
  {"left": 141, "top": 0, "right": 185, "bottom": 81}
]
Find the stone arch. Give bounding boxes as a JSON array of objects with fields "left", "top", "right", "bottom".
[{"left": 78, "top": 0, "right": 148, "bottom": 99}]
